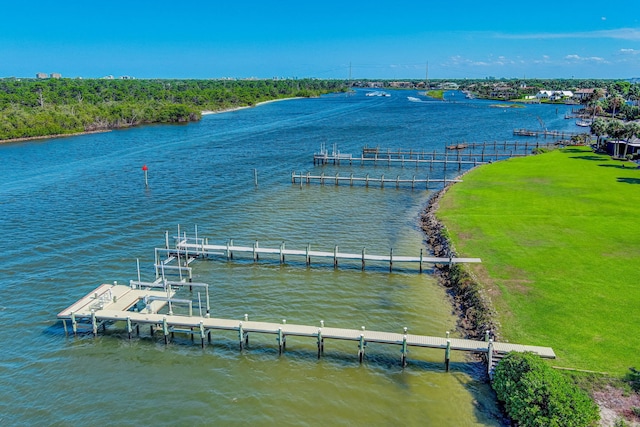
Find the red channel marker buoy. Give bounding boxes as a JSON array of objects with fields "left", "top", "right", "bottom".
[{"left": 142, "top": 164, "right": 149, "bottom": 188}]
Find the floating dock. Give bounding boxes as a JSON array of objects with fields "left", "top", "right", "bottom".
[{"left": 58, "top": 281, "right": 556, "bottom": 374}]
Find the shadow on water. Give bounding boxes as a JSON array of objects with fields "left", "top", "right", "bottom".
[{"left": 51, "top": 324, "right": 492, "bottom": 376}]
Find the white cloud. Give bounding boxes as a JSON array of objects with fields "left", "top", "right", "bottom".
[
  {"left": 620, "top": 48, "right": 639, "bottom": 55},
  {"left": 564, "top": 54, "right": 607, "bottom": 63}
]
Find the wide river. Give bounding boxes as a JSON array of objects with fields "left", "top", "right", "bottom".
[{"left": 0, "top": 90, "right": 579, "bottom": 426}]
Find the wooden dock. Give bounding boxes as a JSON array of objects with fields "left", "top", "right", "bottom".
[
  {"left": 291, "top": 171, "right": 462, "bottom": 189},
  {"left": 58, "top": 282, "right": 556, "bottom": 374},
  {"left": 513, "top": 129, "right": 580, "bottom": 138},
  {"left": 313, "top": 141, "right": 560, "bottom": 167},
  {"left": 158, "top": 230, "right": 481, "bottom": 275}
]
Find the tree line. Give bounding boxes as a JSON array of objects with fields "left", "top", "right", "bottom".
[{"left": 0, "top": 78, "right": 347, "bottom": 141}]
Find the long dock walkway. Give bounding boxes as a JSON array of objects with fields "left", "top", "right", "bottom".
[
  {"left": 313, "top": 141, "right": 560, "bottom": 166},
  {"left": 159, "top": 231, "right": 481, "bottom": 275},
  {"left": 291, "top": 171, "right": 462, "bottom": 189},
  {"left": 58, "top": 283, "right": 556, "bottom": 374}
]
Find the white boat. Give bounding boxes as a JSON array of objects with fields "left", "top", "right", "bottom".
[
  {"left": 366, "top": 91, "right": 391, "bottom": 97},
  {"left": 407, "top": 96, "right": 420, "bottom": 102},
  {"left": 576, "top": 119, "right": 592, "bottom": 127}
]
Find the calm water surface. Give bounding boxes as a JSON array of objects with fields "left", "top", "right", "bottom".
[{"left": 0, "top": 91, "right": 579, "bottom": 426}]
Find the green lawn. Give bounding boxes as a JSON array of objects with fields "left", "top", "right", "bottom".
[{"left": 436, "top": 146, "right": 640, "bottom": 376}]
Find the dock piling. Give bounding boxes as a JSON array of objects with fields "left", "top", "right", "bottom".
[
  {"left": 445, "top": 339, "right": 451, "bottom": 372},
  {"left": 317, "top": 328, "right": 324, "bottom": 359}
]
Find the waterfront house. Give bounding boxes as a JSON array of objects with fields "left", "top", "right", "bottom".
[{"left": 536, "top": 90, "right": 573, "bottom": 101}]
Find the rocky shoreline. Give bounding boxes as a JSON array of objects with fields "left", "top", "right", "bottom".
[{"left": 420, "top": 184, "right": 500, "bottom": 341}]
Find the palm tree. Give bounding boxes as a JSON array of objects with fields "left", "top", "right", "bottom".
[
  {"left": 621, "top": 122, "right": 640, "bottom": 159},
  {"left": 606, "top": 120, "right": 626, "bottom": 158},
  {"left": 590, "top": 118, "right": 608, "bottom": 150},
  {"left": 608, "top": 95, "right": 626, "bottom": 119}
]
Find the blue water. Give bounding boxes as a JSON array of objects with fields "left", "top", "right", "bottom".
[{"left": 0, "top": 91, "right": 579, "bottom": 426}]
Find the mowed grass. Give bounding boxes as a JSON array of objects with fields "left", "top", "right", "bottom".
[{"left": 437, "top": 146, "right": 640, "bottom": 375}]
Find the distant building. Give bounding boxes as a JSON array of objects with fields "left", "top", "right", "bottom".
[
  {"left": 36, "top": 72, "right": 48, "bottom": 79},
  {"left": 102, "top": 75, "right": 114, "bottom": 79},
  {"left": 536, "top": 90, "right": 573, "bottom": 101},
  {"left": 50, "top": 73, "right": 62, "bottom": 79},
  {"left": 119, "top": 75, "right": 134, "bottom": 80}
]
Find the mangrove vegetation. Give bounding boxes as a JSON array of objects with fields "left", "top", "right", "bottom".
[{"left": 0, "top": 78, "right": 347, "bottom": 141}]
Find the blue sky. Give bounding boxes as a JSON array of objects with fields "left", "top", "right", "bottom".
[{"left": 2, "top": 1, "right": 639, "bottom": 80}]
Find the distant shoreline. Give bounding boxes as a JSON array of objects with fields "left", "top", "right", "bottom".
[
  {"left": 201, "top": 97, "right": 302, "bottom": 116},
  {"left": 0, "top": 129, "right": 112, "bottom": 145},
  {"left": 0, "top": 97, "right": 303, "bottom": 145}
]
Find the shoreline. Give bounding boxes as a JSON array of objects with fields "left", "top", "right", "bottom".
[
  {"left": 201, "top": 97, "right": 303, "bottom": 116},
  {"left": 1, "top": 97, "right": 305, "bottom": 144},
  {"left": 420, "top": 181, "right": 499, "bottom": 342},
  {"left": 0, "top": 129, "right": 112, "bottom": 145}
]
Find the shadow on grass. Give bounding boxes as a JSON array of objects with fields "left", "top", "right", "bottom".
[
  {"left": 617, "top": 177, "right": 640, "bottom": 184},
  {"left": 599, "top": 163, "right": 633, "bottom": 169},
  {"left": 563, "top": 148, "right": 589, "bottom": 153},
  {"left": 569, "top": 155, "right": 607, "bottom": 161}
]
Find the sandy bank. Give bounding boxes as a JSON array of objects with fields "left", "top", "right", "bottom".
[{"left": 201, "top": 97, "right": 303, "bottom": 116}]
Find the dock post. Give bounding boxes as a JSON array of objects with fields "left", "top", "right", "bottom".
[
  {"left": 334, "top": 245, "right": 338, "bottom": 269},
  {"left": 320, "top": 172, "right": 325, "bottom": 185},
  {"left": 239, "top": 322, "right": 245, "bottom": 351},
  {"left": 306, "top": 243, "right": 311, "bottom": 266},
  {"left": 445, "top": 339, "right": 451, "bottom": 372},
  {"left": 277, "top": 327, "right": 285, "bottom": 355},
  {"left": 317, "top": 328, "right": 324, "bottom": 359},
  {"left": 280, "top": 241, "right": 285, "bottom": 264},
  {"left": 389, "top": 248, "right": 393, "bottom": 272},
  {"left": 380, "top": 174, "right": 384, "bottom": 188},
  {"left": 361, "top": 247, "right": 366, "bottom": 271},
  {"left": 91, "top": 310, "right": 97, "bottom": 337},
  {"left": 62, "top": 319, "right": 68, "bottom": 336},
  {"left": 358, "top": 332, "right": 366, "bottom": 363},
  {"left": 487, "top": 339, "right": 494, "bottom": 376},
  {"left": 253, "top": 240, "right": 259, "bottom": 262},
  {"left": 365, "top": 174, "right": 369, "bottom": 187},
  {"left": 199, "top": 321, "right": 205, "bottom": 348},
  {"left": 71, "top": 312, "right": 77, "bottom": 337},
  {"left": 126, "top": 316, "right": 132, "bottom": 340},
  {"left": 419, "top": 248, "right": 423, "bottom": 273},
  {"left": 165, "top": 230, "right": 169, "bottom": 249},
  {"left": 162, "top": 316, "right": 169, "bottom": 345},
  {"left": 401, "top": 328, "right": 408, "bottom": 367},
  {"left": 228, "top": 239, "right": 234, "bottom": 260},
  {"left": 335, "top": 172, "right": 339, "bottom": 186}
]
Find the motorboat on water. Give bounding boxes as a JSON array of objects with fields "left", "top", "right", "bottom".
[{"left": 366, "top": 91, "right": 391, "bottom": 97}]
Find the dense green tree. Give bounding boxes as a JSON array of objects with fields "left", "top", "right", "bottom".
[
  {"left": 0, "top": 78, "right": 347, "bottom": 140},
  {"left": 493, "top": 352, "right": 599, "bottom": 427}
]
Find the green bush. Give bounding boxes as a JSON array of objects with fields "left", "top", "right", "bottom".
[
  {"left": 492, "top": 352, "right": 599, "bottom": 427},
  {"left": 626, "top": 367, "right": 640, "bottom": 392}
]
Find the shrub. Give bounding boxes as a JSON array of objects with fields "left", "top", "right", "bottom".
[
  {"left": 626, "top": 367, "right": 640, "bottom": 392},
  {"left": 492, "top": 352, "right": 599, "bottom": 427}
]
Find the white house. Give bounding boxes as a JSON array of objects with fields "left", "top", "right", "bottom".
[{"left": 536, "top": 90, "right": 573, "bottom": 101}]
